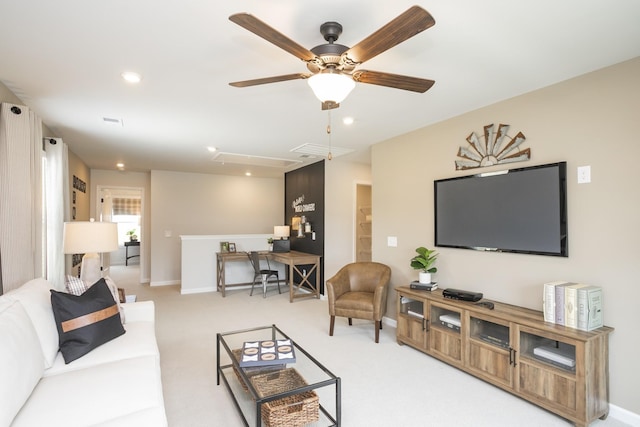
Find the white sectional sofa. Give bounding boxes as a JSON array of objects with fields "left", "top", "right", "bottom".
[{"left": 0, "top": 278, "right": 167, "bottom": 426}]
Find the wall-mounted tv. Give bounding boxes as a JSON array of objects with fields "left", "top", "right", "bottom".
[{"left": 434, "top": 162, "right": 568, "bottom": 257}]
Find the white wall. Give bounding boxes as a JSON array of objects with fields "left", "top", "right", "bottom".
[
  {"left": 149, "top": 170, "right": 284, "bottom": 286},
  {"left": 371, "top": 58, "right": 640, "bottom": 414}
]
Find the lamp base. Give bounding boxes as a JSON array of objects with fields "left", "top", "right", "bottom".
[{"left": 80, "top": 253, "right": 101, "bottom": 285}]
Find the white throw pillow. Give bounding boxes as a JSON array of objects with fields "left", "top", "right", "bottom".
[
  {"left": 0, "top": 299, "right": 45, "bottom": 427},
  {"left": 5, "top": 278, "right": 59, "bottom": 368},
  {"left": 103, "top": 276, "right": 125, "bottom": 324}
]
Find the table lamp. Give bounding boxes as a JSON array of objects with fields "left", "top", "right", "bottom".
[
  {"left": 273, "top": 225, "right": 291, "bottom": 253},
  {"left": 273, "top": 225, "right": 290, "bottom": 240},
  {"left": 63, "top": 219, "right": 118, "bottom": 285}
]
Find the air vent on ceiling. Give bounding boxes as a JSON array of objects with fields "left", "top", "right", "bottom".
[
  {"left": 211, "top": 152, "right": 302, "bottom": 168},
  {"left": 103, "top": 117, "right": 123, "bottom": 126},
  {"left": 290, "top": 143, "right": 354, "bottom": 159}
]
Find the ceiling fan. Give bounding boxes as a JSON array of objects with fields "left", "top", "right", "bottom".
[{"left": 229, "top": 6, "right": 436, "bottom": 110}]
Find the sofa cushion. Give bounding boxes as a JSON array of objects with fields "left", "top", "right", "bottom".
[
  {"left": 0, "top": 299, "right": 45, "bottom": 427},
  {"left": 50, "top": 279, "right": 125, "bottom": 364},
  {"left": 45, "top": 320, "right": 159, "bottom": 376},
  {"left": 11, "top": 356, "right": 167, "bottom": 427},
  {"left": 4, "top": 278, "right": 59, "bottom": 368}
]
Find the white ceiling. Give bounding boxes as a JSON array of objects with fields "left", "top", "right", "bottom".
[{"left": 1, "top": 1, "right": 639, "bottom": 178}]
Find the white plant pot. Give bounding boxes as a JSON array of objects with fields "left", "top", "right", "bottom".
[{"left": 418, "top": 272, "right": 432, "bottom": 284}]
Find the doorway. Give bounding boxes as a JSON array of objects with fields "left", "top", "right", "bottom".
[
  {"left": 355, "top": 184, "right": 372, "bottom": 262},
  {"left": 97, "top": 186, "right": 144, "bottom": 283}
]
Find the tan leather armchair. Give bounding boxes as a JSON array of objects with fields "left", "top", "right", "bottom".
[{"left": 326, "top": 262, "right": 391, "bottom": 343}]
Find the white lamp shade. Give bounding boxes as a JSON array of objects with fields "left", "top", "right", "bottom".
[
  {"left": 273, "top": 225, "right": 290, "bottom": 239},
  {"left": 63, "top": 221, "right": 119, "bottom": 254},
  {"left": 307, "top": 72, "right": 356, "bottom": 104}
]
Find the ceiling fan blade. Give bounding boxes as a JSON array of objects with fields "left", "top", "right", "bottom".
[
  {"left": 230, "top": 13, "right": 317, "bottom": 62},
  {"left": 229, "top": 73, "right": 310, "bottom": 87},
  {"left": 344, "top": 6, "right": 435, "bottom": 65},
  {"left": 352, "top": 70, "right": 435, "bottom": 93}
]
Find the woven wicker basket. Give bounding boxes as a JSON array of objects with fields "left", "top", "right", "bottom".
[
  {"left": 250, "top": 368, "right": 319, "bottom": 427},
  {"left": 231, "top": 349, "right": 281, "bottom": 392}
]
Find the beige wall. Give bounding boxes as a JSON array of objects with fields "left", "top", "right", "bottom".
[
  {"left": 324, "top": 159, "right": 372, "bottom": 279},
  {"left": 68, "top": 149, "right": 90, "bottom": 222},
  {"left": 149, "top": 170, "right": 284, "bottom": 286},
  {"left": 372, "top": 58, "right": 640, "bottom": 413}
]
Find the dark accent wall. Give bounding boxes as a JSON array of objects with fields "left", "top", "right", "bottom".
[{"left": 284, "top": 161, "right": 325, "bottom": 294}]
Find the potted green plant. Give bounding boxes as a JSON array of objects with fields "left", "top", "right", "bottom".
[
  {"left": 267, "top": 237, "right": 274, "bottom": 251},
  {"left": 127, "top": 229, "right": 138, "bottom": 242},
  {"left": 410, "top": 246, "right": 438, "bottom": 284}
]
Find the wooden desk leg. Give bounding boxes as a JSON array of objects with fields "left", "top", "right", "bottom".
[
  {"left": 288, "top": 262, "right": 294, "bottom": 303},
  {"left": 216, "top": 256, "right": 226, "bottom": 297},
  {"left": 314, "top": 259, "right": 320, "bottom": 298}
]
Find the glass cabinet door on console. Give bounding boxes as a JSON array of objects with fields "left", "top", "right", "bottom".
[
  {"left": 428, "top": 302, "right": 463, "bottom": 365},
  {"left": 397, "top": 294, "right": 428, "bottom": 350},
  {"left": 517, "top": 326, "right": 581, "bottom": 416},
  {"left": 466, "top": 313, "right": 514, "bottom": 388}
]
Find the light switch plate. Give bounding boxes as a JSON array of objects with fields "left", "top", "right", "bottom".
[
  {"left": 387, "top": 236, "right": 398, "bottom": 247},
  {"left": 577, "top": 166, "right": 591, "bottom": 184}
]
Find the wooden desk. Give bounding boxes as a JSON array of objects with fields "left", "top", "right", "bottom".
[
  {"left": 270, "top": 250, "right": 321, "bottom": 302},
  {"left": 216, "top": 251, "right": 255, "bottom": 297},
  {"left": 216, "top": 250, "right": 321, "bottom": 301}
]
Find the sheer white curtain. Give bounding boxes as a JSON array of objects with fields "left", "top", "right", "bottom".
[
  {"left": 0, "top": 103, "right": 43, "bottom": 294},
  {"left": 44, "top": 137, "right": 69, "bottom": 290}
]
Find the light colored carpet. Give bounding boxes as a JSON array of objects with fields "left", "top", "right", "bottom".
[{"left": 110, "top": 266, "right": 629, "bottom": 427}]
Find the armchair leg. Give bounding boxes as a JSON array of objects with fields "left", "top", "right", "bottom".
[
  {"left": 329, "top": 316, "right": 335, "bottom": 336},
  {"left": 375, "top": 320, "right": 381, "bottom": 343},
  {"left": 348, "top": 318, "right": 352, "bottom": 326}
]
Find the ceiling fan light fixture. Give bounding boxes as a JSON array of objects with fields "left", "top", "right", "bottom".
[{"left": 307, "top": 71, "right": 355, "bottom": 104}]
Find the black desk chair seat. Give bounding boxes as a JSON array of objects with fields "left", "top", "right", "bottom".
[{"left": 247, "top": 251, "right": 281, "bottom": 298}]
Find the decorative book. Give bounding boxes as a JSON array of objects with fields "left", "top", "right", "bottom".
[{"left": 238, "top": 339, "right": 296, "bottom": 367}]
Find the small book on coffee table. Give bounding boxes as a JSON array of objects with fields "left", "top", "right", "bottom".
[{"left": 238, "top": 339, "right": 296, "bottom": 367}]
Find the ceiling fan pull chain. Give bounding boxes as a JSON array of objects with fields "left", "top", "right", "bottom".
[{"left": 326, "top": 110, "right": 333, "bottom": 160}]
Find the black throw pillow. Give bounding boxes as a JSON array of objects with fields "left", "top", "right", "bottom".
[{"left": 50, "top": 278, "right": 125, "bottom": 364}]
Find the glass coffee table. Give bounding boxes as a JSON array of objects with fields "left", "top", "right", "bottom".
[{"left": 217, "top": 325, "right": 341, "bottom": 426}]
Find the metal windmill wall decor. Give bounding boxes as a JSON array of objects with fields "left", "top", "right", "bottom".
[{"left": 455, "top": 123, "right": 530, "bottom": 170}]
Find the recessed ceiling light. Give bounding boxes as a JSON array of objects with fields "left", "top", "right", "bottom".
[
  {"left": 121, "top": 71, "right": 142, "bottom": 84},
  {"left": 116, "top": 163, "right": 125, "bottom": 169},
  {"left": 207, "top": 146, "right": 217, "bottom": 153},
  {"left": 245, "top": 172, "right": 252, "bottom": 176},
  {"left": 343, "top": 117, "right": 354, "bottom": 125}
]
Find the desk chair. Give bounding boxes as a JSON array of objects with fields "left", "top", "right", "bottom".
[{"left": 247, "top": 251, "right": 281, "bottom": 298}]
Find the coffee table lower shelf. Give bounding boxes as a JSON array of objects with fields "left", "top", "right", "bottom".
[{"left": 217, "top": 325, "right": 341, "bottom": 427}]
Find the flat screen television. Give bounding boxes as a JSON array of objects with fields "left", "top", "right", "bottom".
[{"left": 434, "top": 161, "right": 568, "bottom": 257}]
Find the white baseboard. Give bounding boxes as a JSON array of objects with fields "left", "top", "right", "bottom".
[
  {"left": 609, "top": 404, "right": 640, "bottom": 425},
  {"left": 383, "top": 316, "right": 397, "bottom": 328},
  {"left": 149, "top": 280, "right": 180, "bottom": 287},
  {"left": 181, "top": 286, "right": 216, "bottom": 295}
]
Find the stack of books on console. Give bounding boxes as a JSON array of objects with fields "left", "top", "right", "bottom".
[
  {"left": 410, "top": 281, "right": 438, "bottom": 291},
  {"left": 542, "top": 281, "right": 603, "bottom": 331}
]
